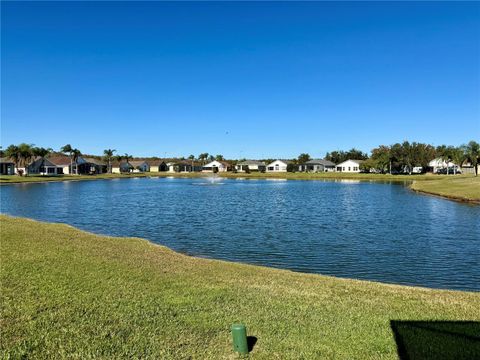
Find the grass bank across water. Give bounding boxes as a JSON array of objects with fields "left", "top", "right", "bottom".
[
  {"left": 410, "top": 176, "right": 480, "bottom": 203},
  {"left": 1, "top": 216, "right": 479, "bottom": 359}
]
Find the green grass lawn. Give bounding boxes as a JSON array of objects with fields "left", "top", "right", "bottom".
[
  {"left": 410, "top": 176, "right": 480, "bottom": 202},
  {"left": 1, "top": 216, "right": 479, "bottom": 359}
]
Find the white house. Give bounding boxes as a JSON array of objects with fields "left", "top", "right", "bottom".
[
  {"left": 428, "top": 158, "right": 458, "bottom": 173},
  {"left": 266, "top": 160, "right": 292, "bottom": 172},
  {"left": 235, "top": 160, "right": 266, "bottom": 172},
  {"left": 202, "top": 160, "right": 230, "bottom": 172},
  {"left": 335, "top": 159, "right": 364, "bottom": 173},
  {"left": 298, "top": 159, "right": 335, "bottom": 172}
]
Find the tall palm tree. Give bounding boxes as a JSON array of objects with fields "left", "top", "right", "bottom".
[
  {"left": 450, "top": 147, "right": 465, "bottom": 175},
  {"left": 124, "top": 153, "right": 133, "bottom": 173},
  {"left": 462, "top": 141, "right": 480, "bottom": 176},
  {"left": 188, "top": 155, "right": 195, "bottom": 172},
  {"left": 18, "top": 143, "right": 34, "bottom": 176},
  {"left": 436, "top": 145, "right": 454, "bottom": 175},
  {"left": 72, "top": 149, "right": 82, "bottom": 175},
  {"left": 32, "top": 147, "right": 52, "bottom": 158},
  {"left": 61, "top": 144, "right": 74, "bottom": 174},
  {"left": 4, "top": 145, "right": 21, "bottom": 175},
  {"left": 103, "top": 149, "right": 116, "bottom": 173},
  {"left": 198, "top": 153, "right": 209, "bottom": 165}
]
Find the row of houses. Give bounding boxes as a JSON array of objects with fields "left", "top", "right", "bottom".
[
  {"left": 0, "top": 153, "right": 475, "bottom": 175},
  {"left": 0, "top": 153, "right": 364, "bottom": 175}
]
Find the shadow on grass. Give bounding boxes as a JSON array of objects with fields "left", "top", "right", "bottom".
[
  {"left": 247, "top": 336, "right": 257, "bottom": 352},
  {"left": 390, "top": 320, "right": 480, "bottom": 360}
]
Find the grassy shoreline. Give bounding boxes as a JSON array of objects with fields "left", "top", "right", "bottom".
[
  {"left": 410, "top": 176, "right": 480, "bottom": 203},
  {"left": 1, "top": 215, "right": 479, "bottom": 358}
]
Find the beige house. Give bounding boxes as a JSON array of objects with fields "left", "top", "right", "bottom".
[{"left": 146, "top": 159, "right": 168, "bottom": 172}]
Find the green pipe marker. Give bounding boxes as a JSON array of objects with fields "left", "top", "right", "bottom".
[{"left": 231, "top": 323, "right": 248, "bottom": 355}]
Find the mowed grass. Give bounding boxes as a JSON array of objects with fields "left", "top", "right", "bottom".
[
  {"left": 1, "top": 216, "right": 479, "bottom": 359},
  {"left": 411, "top": 176, "right": 480, "bottom": 202}
]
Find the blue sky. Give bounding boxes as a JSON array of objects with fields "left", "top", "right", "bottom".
[{"left": 2, "top": 2, "right": 479, "bottom": 159}]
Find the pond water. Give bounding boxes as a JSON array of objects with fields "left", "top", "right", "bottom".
[{"left": 1, "top": 177, "right": 479, "bottom": 291}]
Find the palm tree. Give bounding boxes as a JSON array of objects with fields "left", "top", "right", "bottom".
[
  {"left": 436, "top": 145, "right": 454, "bottom": 175},
  {"left": 4, "top": 145, "right": 21, "bottom": 175},
  {"left": 462, "top": 141, "right": 480, "bottom": 176},
  {"left": 32, "top": 147, "right": 52, "bottom": 158},
  {"left": 450, "top": 147, "right": 465, "bottom": 175},
  {"left": 103, "top": 149, "right": 116, "bottom": 173},
  {"left": 72, "top": 149, "right": 82, "bottom": 175},
  {"left": 61, "top": 144, "right": 74, "bottom": 174},
  {"left": 198, "top": 153, "right": 209, "bottom": 165},
  {"left": 18, "top": 143, "right": 34, "bottom": 176},
  {"left": 188, "top": 155, "right": 195, "bottom": 172},
  {"left": 215, "top": 154, "right": 224, "bottom": 161},
  {"left": 124, "top": 153, "right": 133, "bottom": 173}
]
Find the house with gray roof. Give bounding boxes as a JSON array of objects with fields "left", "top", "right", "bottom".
[
  {"left": 0, "top": 157, "right": 15, "bottom": 175},
  {"left": 298, "top": 159, "right": 336, "bottom": 172},
  {"left": 235, "top": 160, "right": 266, "bottom": 173}
]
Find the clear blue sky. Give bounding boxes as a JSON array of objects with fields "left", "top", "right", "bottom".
[{"left": 2, "top": 1, "right": 479, "bottom": 159}]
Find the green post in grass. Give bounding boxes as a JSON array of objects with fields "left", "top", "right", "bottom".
[{"left": 231, "top": 323, "right": 248, "bottom": 355}]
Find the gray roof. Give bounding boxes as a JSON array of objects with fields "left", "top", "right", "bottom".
[
  {"left": 83, "top": 157, "right": 106, "bottom": 166},
  {"left": 129, "top": 160, "right": 148, "bottom": 167},
  {"left": 304, "top": 159, "right": 335, "bottom": 166},
  {"left": 0, "top": 157, "right": 14, "bottom": 164},
  {"left": 237, "top": 160, "right": 266, "bottom": 166}
]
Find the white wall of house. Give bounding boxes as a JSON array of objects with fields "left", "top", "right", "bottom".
[
  {"left": 428, "top": 158, "right": 457, "bottom": 173},
  {"left": 336, "top": 160, "right": 362, "bottom": 173},
  {"left": 266, "top": 160, "right": 289, "bottom": 172},
  {"left": 203, "top": 160, "right": 228, "bottom": 172},
  {"left": 150, "top": 165, "right": 159, "bottom": 172},
  {"left": 235, "top": 163, "right": 266, "bottom": 172}
]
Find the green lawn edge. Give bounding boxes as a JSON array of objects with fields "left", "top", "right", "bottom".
[{"left": 1, "top": 215, "right": 479, "bottom": 359}]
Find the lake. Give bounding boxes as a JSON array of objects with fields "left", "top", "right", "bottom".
[{"left": 1, "top": 177, "right": 479, "bottom": 291}]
